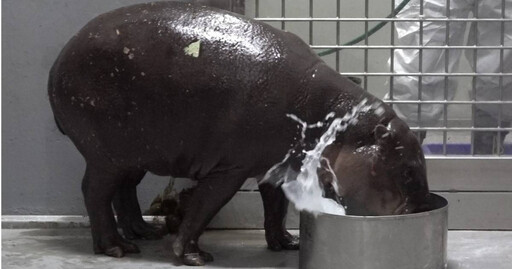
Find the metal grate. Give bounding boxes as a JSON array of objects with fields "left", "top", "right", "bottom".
[{"left": 249, "top": 0, "right": 512, "bottom": 159}]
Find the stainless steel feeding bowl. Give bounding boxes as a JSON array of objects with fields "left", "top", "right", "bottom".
[{"left": 299, "top": 193, "right": 448, "bottom": 269}]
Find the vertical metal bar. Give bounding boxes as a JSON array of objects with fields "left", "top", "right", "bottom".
[
  {"left": 336, "top": 0, "right": 341, "bottom": 72},
  {"left": 364, "top": 0, "right": 369, "bottom": 91},
  {"left": 443, "top": 0, "right": 451, "bottom": 155},
  {"left": 255, "top": 0, "right": 259, "bottom": 18},
  {"left": 497, "top": 0, "right": 505, "bottom": 155},
  {"left": 390, "top": 0, "right": 396, "bottom": 109},
  {"left": 281, "top": 0, "right": 286, "bottom": 30},
  {"left": 309, "top": 0, "right": 313, "bottom": 45},
  {"left": 471, "top": 1, "right": 479, "bottom": 155},
  {"left": 418, "top": 0, "right": 424, "bottom": 131}
]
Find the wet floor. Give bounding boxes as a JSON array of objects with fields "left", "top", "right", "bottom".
[{"left": 2, "top": 229, "right": 511, "bottom": 269}]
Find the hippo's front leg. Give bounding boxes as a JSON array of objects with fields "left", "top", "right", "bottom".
[
  {"left": 259, "top": 182, "right": 300, "bottom": 251},
  {"left": 172, "top": 169, "right": 249, "bottom": 266},
  {"left": 112, "top": 171, "right": 162, "bottom": 240}
]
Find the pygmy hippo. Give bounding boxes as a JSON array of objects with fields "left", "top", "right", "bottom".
[{"left": 48, "top": 1, "right": 429, "bottom": 266}]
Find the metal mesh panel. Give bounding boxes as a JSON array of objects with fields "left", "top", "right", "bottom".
[{"left": 249, "top": 0, "right": 512, "bottom": 159}]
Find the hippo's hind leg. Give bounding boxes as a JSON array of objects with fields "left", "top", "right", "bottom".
[
  {"left": 112, "top": 171, "right": 162, "bottom": 240},
  {"left": 172, "top": 169, "right": 248, "bottom": 266},
  {"left": 259, "top": 182, "right": 299, "bottom": 251},
  {"left": 82, "top": 164, "right": 140, "bottom": 257}
]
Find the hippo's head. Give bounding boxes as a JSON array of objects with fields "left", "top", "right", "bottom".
[{"left": 322, "top": 117, "right": 430, "bottom": 216}]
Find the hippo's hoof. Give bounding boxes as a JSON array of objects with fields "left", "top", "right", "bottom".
[
  {"left": 266, "top": 231, "right": 300, "bottom": 251},
  {"left": 104, "top": 246, "right": 125, "bottom": 258},
  {"left": 199, "top": 250, "right": 214, "bottom": 262},
  {"left": 121, "top": 220, "right": 163, "bottom": 240},
  {"left": 94, "top": 237, "right": 140, "bottom": 258},
  {"left": 182, "top": 252, "right": 214, "bottom": 266}
]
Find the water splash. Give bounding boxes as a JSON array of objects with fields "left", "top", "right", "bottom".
[{"left": 264, "top": 99, "right": 373, "bottom": 216}]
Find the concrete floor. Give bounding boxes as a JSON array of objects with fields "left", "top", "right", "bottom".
[{"left": 2, "top": 229, "right": 512, "bottom": 269}]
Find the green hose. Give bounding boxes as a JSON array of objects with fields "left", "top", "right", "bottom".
[{"left": 317, "top": 0, "right": 411, "bottom": 57}]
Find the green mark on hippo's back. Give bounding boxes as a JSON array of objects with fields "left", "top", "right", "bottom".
[{"left": 184, "top": 40, "right": 201, "bottom": 57}]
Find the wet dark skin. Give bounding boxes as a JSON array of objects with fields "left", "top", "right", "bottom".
[{"left": 48, "top": 1, "right": 429, "bottom": 266}]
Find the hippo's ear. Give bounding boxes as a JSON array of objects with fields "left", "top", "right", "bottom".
[{"left": 373, "top": 124, "right": 392, "bottom": 143}]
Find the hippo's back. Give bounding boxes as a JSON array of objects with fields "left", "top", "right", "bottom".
[{"left": 48, "top": 1, "right": 319, "bottom": 176}]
